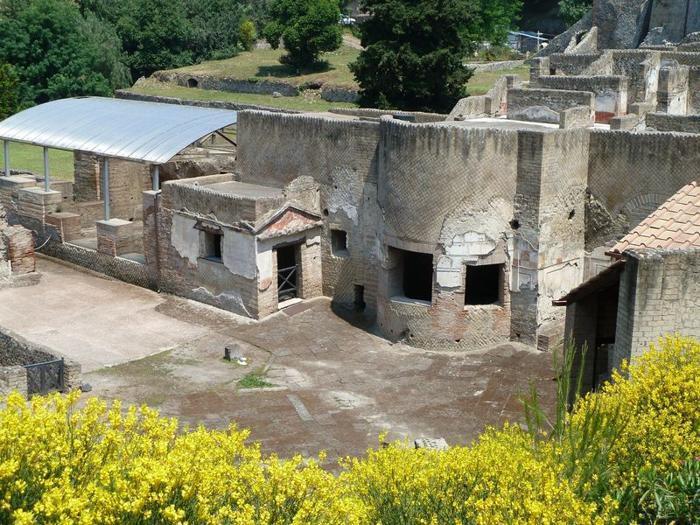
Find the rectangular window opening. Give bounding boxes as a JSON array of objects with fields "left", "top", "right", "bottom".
[
  {"left": 465, "top": 264, "right": 503, "bottom": 306},
  {"left": 331, "top": 229, "right": 348, "bottom": 256},
  {"left": 389, "top": 247, "right": 433, "bottom": 303},
  {"left": 203, "top": 231, "right": 223, "bottom": 262}
]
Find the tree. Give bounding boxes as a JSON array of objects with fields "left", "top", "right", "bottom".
[
  {"left": 350, "top": 0, "right": 521, "bottom": 112},
  {"left": 187, "top": 0, "right": 250, "bottom": 61},
  {"left": 262, "top": 0, "right": 342, "bottom": 69},
  {"left": 240, "top": 19, "right": 258, "bottom": 52},
  {"left": 559, "top": 0, "right": 591, "bottom": 26},
  {"left": 108, "top": 0, "right": 195, "bottom": 78},
  {"left": 0, "top": 63, "right": 19, "bottom": 119},
  {"left": 0, "top": 0, "right": 130, "bottom": 106}
]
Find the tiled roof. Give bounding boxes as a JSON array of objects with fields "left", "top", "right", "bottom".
[{"left": 611, "top": 181, "right": 700, "bottom": 254}]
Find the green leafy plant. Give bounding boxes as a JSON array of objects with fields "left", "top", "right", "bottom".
[
  {"left": 350, "top": 0, "right": 522, "bottom": 112},
  {"left": 0, "top": 63, "right": 20, "bottom": 119},
  {"left": 238, "top": 370, "right": 274, "bottom": 389},
  {"left": 239, "top": 19, "right": 258, "bottom": 52},
  {"left": 559, "top": 0, "right": 591, "bottom": 27},
  {"left": 262, "top": 0, "right": 343, "bottom": 69}
]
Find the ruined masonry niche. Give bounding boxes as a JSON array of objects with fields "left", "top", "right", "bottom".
[
  {"left": 465, "top": 264, "right": 504, "bottom": 306},
  {"left": 389, "top": 247, "right": 433, "bottom": 303},
  {"left": 203, "top": 231, "right": 223, "bottom": 262},
  {"left": 331, "top": 229, "right": 348, "bottom": 256}
]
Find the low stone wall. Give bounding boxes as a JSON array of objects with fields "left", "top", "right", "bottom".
[
  {"left": 535, "top": 75, "right": 628, "bottom": 122},
  {"left": 645, "top": 112, "right": 700, "bottom": 132},
  {"left": 507, "top": 88, "right": 594, "bottom": 124},
  {"left": 115, "top": 90, "right": 298, "bottom": 114},
  {"left": 320, "top": 86, "right": 359, "bottom": 103},
  {"left": 329, "top": 107, "right": 446, "bottom": 123},
  {"left": 0, "top": 326, "right": 81, "bottom": 396},
  {"left": 41, "top": 242, "right": 154, "bottom": 290},
  {"left": 464, "top": 60, "right": 524, "bottom": 73},
  {"left": 153, "top": 71, "right": 300, "bottom": 97}
]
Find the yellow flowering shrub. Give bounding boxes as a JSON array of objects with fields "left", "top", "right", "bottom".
[
  {"left": 342, "top": 426, "right": 608, "bottom": 525},
  {"left": 0, "top": 395, "right": 360, "bottom": 524},
  {"left": 0, "top": 336, "right": 697, "bottom": 524}
]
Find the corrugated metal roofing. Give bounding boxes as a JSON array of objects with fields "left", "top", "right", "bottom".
[{"left": 0, "top": 97, "right": 237, "bottom": 164}]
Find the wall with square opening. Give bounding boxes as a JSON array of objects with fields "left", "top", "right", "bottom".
[
  {"left": 202, "top": 231, "right": 223, "bottom": 262},
  {"left": 388, "top": 247, "right": 433, "bottom": 303},
  {"left": 465, "top": 264, "right": 504, "bottom": 306},
  {"left": 330, "top": 229, "right": 348, "bottom": 256}
]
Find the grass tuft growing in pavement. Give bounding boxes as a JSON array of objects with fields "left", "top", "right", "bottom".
[{"left": 238, "top": 371, "right": 274, "bottom": 389}]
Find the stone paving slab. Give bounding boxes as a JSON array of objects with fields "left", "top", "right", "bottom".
[{"left": 0, "top": 256, "right": 556, "bottom": 463}]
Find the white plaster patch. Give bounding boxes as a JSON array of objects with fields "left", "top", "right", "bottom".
[
  {"left": 447, "top": 231, "right": 497, "bottom": 258},
  {"left": 171, "top": 214, "right": 199, "bottom": 264},
  {"left": 306, "top": 234, "right": 320, "bottom": 246},
  {"left": 257, "top": 246, "right": 273, "bottom": 282},
  {"left": 328, "top": 168, "right": 360, "bottom": 224},
  {"left": 436, "top": 255, "right": 463, "bottom": 289},
  {"left": 222, "top": 229, "right": 256, "bottom": 279},
  {"left": 191, "top": 286, "right": 251, "bottom": 317}
]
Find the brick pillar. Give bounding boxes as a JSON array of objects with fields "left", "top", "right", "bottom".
[
  {"left": 4, "top": 225, "right": 36, "bottom": 274},
  {"left": 16, "top": 188, "right": 62, "bottom": 232},
  {"left": 299, "top": 232, "right": 323, "bottom": 299},
  {"left": 142, "top": 190, "right": 161, "bottom": 285},
  {"left": 46, "top": 212, "right": 81, "bottom": 242},
  {"left": 96, "top": 218, "right": 136, "bottom": 257},
  {"left": 0, "top": 176, "right": 36, "bottom": 216}
]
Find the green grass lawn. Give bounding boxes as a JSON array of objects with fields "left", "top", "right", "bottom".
[
  {"left": 466, "top": 64, "right": 530, "bottom": 96},
  {"left": 127, "top": 80, "right": 358, "bottom": 112},
  {"left": 171, "top": 45, "right": 361, "bottom": 89},
  {"left": 0, "top": 142, "right": 73, "bottom": 181}
]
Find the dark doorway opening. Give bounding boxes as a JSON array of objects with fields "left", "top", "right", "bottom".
[
  {"left": 354, "top": 284, "right": 366, "bottom": 311},
  {"left": 203, "top": 231, "right": 223, "bottom": 262},
  {"left": 187, "top": 78, "right": 199, "bottom": 88},
  {"left": 465, "top": 264, "right": 503, "bottom": 305},
  {"left": 401, "top": 250, "right": 433, "bottom": 302},
  {"left": 277, "top": 244, "right": 299, "bottom": 302}
]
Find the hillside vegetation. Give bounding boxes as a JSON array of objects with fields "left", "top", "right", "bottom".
[{"left": 170, "top": 45, "right": 361, "bottom": 89}]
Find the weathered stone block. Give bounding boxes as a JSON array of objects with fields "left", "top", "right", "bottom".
[
  {"left": 46, "top": 212, "right": 81, "bottom": 242},
  {"left": 96, "top": 218, "right": 137, "bottom": 257}
]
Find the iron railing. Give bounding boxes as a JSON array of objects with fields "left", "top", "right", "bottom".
[
  {"left": 278, "top": 265, "right": 298, "bottom": 300},
  {"left": 25, "top": 358, "right": 64, "bottom": 396}
]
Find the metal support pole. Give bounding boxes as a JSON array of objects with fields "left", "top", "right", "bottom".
[
  {"left": 103, "top": 157, "right": 110, "bottom": 220},
  {"left": 43, "top": 147, "right": 50, "bottom": 191},
  {"left": 152, "top": 165, "right": 160, "bottom": 191},
  {"left": 3, "top": 140, "right": 9, "bottom": 176}
]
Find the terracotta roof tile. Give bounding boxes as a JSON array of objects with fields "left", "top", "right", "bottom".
[{"left": 612, "top": 181, "right": 700, "bottom": 253}]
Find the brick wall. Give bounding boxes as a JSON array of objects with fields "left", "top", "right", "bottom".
[
  {"left": 615, "top": 249, "right": 700, "bottom": 364},
  {"left": 587, "top": 130, "right": 700, "bottom": 249}
]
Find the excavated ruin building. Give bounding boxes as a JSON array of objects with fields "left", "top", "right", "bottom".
[{"left": 0, "top": 1, "right": 698, "bottom": 359}]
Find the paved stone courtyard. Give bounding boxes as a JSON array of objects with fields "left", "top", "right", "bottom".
[{"left": 2, "top": 256, "right": 556, "bottom": 462}]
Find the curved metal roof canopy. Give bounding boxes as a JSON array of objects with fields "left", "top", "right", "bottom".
[{"left": 0, "top": 97, "right": 237, "bottom": 164}]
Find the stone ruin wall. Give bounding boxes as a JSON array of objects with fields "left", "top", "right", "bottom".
[
  {"left": 152, "top": 174, "right": 272, "bottom": 318},
  {"left": 0, "top": 205, "right": 35, "bottom": 279},
  {"left": 376, "top": 120, "right": 519, "bottom": 349},
  {"left": 614, "top": 249, "right": 700, "bottom": 370},
  {"left": 586, "top": 130, "right": 700, "bottom": 249},
  {"left": 236, "top": 111, "right": 383, "bottom": 313}
]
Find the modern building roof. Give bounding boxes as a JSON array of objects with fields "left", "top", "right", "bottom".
[
  {"left": 610, "top": 181, "right": 700, "bottom": 254},
  {"left": 0, "top": 97, "right": 237, "bottom": 164}
]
